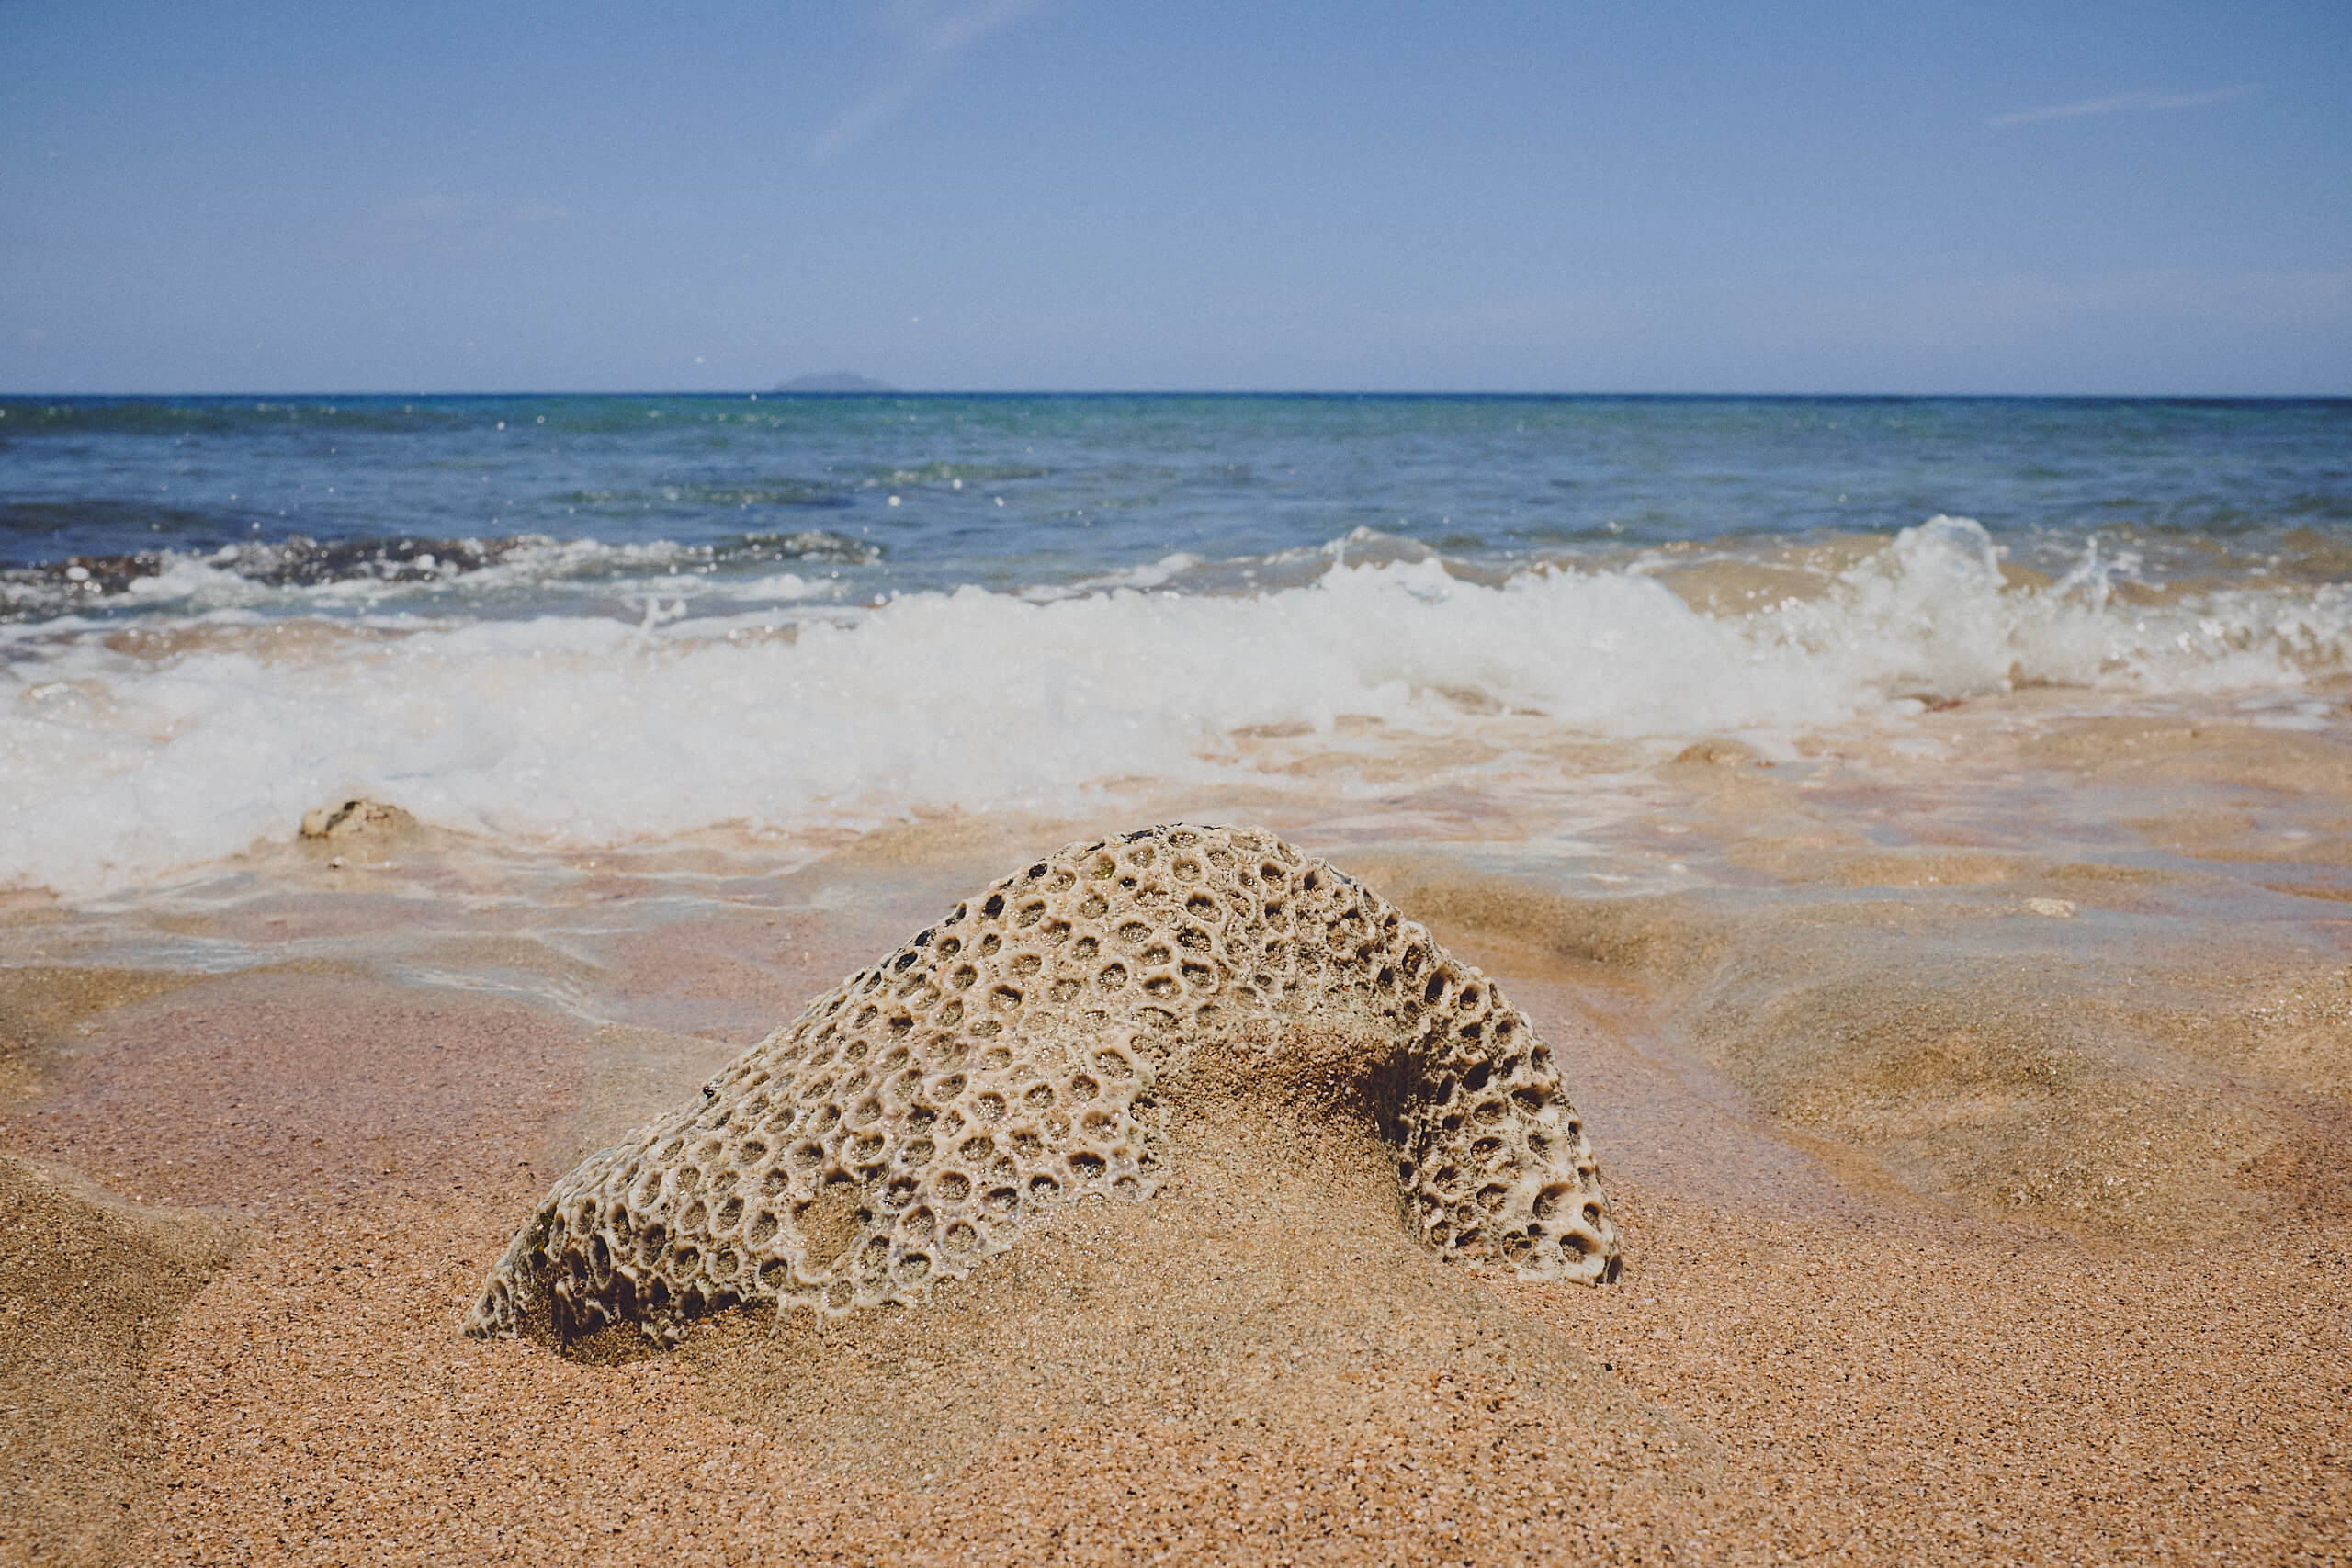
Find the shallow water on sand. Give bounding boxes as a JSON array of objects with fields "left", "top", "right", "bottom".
[
  {"left": 11, "top": 678, "right": 2349, "bottom": 1240},
  {"left": 4, "top": 698, "right": 2348, "bottom": 1562}
]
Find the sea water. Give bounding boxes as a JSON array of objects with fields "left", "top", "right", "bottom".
[{"left": 3, "top": 392, "right": 2348, "bottom": 897}]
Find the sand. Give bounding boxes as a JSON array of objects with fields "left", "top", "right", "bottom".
[{"left": 4, "top": 699, "right": 2350, "bottom": 1564}]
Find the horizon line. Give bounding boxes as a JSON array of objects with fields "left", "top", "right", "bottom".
[{"left": 6, "top": 388, "right": 2348, "bottom": 402}]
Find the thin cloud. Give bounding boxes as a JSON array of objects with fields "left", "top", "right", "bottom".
[
  {"left": 811, "top": 0, "right": 1046, "bottom": 164},
  {"left": 1988, "top": 84, "right": 2256, "bottom": 129}
]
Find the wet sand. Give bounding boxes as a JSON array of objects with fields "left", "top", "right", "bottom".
[{"left": 4, "top": 692, "right": 2349, "bottom": 1564}]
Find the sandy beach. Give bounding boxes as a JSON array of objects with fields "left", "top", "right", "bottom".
[{"left": 4, "top": 687, "right": 2346, "bottom": 1566}]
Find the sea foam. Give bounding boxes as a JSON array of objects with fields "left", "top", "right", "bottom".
[{"left": 4, "top": 518, "right": 2346, "bottom": 897}]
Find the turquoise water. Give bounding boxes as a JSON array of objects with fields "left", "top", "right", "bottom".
[{"left": 5, "top": 393, "right": 2347, "bottom": 619}]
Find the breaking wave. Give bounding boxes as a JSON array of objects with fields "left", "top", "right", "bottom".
[{"left": 3, "top": 517, "right": 2346, "bottom": 895}]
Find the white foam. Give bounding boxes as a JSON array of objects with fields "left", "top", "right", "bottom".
[
  {"left": 5, "top": 517, "right": 2346, "bottom": 896},
  {"left": 1044, "top": 551, "right": 1206, "bottom": 598}
]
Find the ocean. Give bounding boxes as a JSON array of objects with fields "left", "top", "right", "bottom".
[{"left": 4, "top": 391, "right": 2348, "bottom": 896}]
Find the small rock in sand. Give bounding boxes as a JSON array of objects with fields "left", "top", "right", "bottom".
[{"left": 299, "top": 798, "right": 416, "bottom": 840}]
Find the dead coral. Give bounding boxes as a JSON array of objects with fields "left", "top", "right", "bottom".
[{"left": 467, "top": 825, "right": 1619, "bottom": 1348}]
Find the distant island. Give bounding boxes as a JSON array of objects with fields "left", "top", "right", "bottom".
[{"left": 771, "top": 372, "right": 898, "bottom": 393}]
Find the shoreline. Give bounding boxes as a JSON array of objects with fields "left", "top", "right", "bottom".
[{"left": 4, "top": 694, "right": 2348, "bottom": 1563}]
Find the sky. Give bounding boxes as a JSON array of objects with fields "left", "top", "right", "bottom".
[{"left": 1, "top": 0, "right": 2346, "bottom": 395}]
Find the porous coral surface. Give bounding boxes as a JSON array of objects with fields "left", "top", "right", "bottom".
[{"left": 467, "top": 825, "right": 1619, "bottom": 1345}]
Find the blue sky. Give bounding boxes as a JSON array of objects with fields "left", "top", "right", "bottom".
[{"left": 2, "top": 0, "right": 2346, "bottom": 393}]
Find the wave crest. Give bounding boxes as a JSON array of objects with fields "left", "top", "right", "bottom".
[{"left": 4, "top": 517, "right": 2346, "bottom": 895}]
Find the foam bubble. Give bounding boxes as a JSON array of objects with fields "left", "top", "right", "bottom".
[{"left": 4, "top": 518, "right": 2346, "bottom": 896}]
